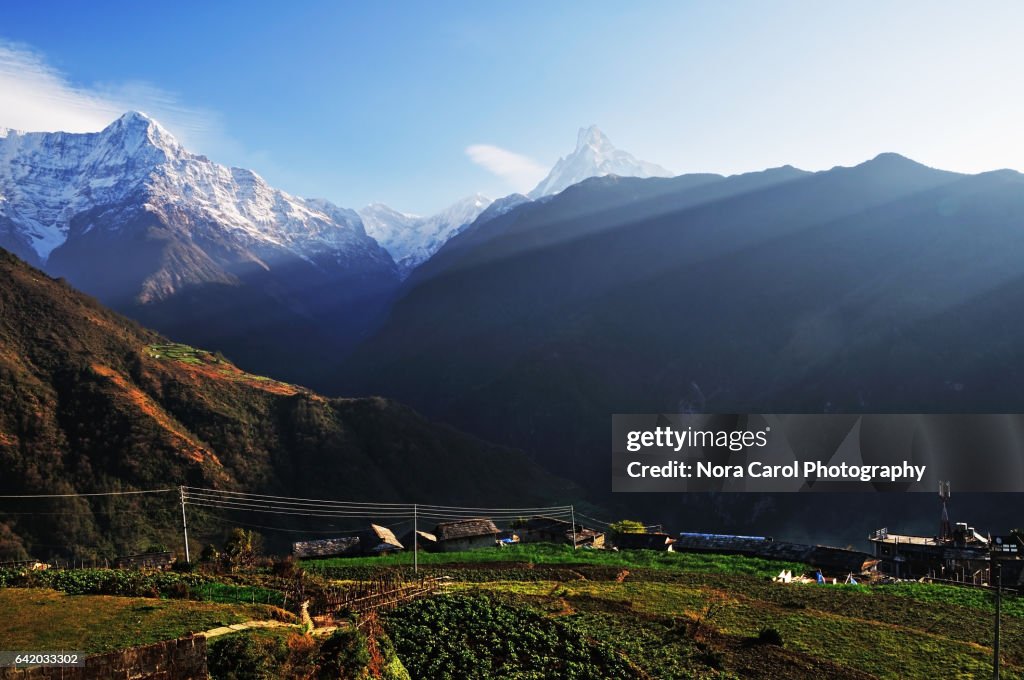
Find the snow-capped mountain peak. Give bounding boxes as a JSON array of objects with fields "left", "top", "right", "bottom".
[
  {"left": 575, "top": 124, "right": 614, "bottom": 153},
  {"left": 360, "top": 193, "right": 493, "bottom": 276},
  {"left": 0, "top": 111, "right": 391, "bottom": 272},
  {"left": 0, "top": 111, "right": 189, "bottom": 260},
  {"left": 105, "top": 110, "right": 183, "bottom": 155},
  {"left": 528, "top": 125, "right": 672, "bottom": 199}
]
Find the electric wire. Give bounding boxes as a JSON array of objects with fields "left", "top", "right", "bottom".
[{"left": 0, "top": 488, "right": 175, "bottom": 498}]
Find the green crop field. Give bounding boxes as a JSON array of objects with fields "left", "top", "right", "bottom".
[
  {"left": 302, "top": 543, "right": 809, "bottom": 576},
  {"left": 2, "top": 550, "right": 1020, "bottom": 678},
  {"left": 452, "top": 577, "right": 1024, "bottom": 679},
  {"left": 145, "top": 342, "right": 212, "bottom": 364},
  {"left": 298, "top": 545, "right": 1024, "bottom": 678}
]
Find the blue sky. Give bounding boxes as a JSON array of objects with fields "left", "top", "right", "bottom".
[{"left": 1, "top": 2, "right": 1022, "bottom": 214}]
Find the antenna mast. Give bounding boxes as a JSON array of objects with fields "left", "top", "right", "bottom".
[{"left": 938, "top": 480, "right": 952, "bottom": 541}]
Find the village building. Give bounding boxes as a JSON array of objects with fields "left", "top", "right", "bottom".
[
  {"left": 516, "top": 516, "right": 605, "bottom": 548},
  {"left": 868, "top": 523, "right": 990, "bottom": 581},
  {"left": 359, "top": 524, "right": 404, "bottom": 555},
  {"left": 862, "top": 481, "right": 1023, "bottom": 583},
  {"left": 292, "top": 536, "right": 362, "bottom": 559},
  {"left": 675, "top": 532, "right": 876, "bottom": 575},
  {"left": 433, "top": 518, "right": 500, "bottom": 552},
  {"left": 614, "top": 531, "right": 676, "bottom": 551},
  {"left": 112, "top": 551, "right": 176, "bottom": 570},
  {"left": 866, "top": 487, "right": 1008, "bottom": 582},
  {"left": 399, "top": 529, "right": 439, "bottom": 552},
  {"left": 292, "top": 524, "right": 404, "bottom": 559}
]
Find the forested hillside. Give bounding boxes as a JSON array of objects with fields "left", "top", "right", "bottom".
[{"left": 0, "top": 248, "right": 572, "bottom": 560}]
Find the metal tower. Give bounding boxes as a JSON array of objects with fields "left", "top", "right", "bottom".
[{"left": 938, "top": 480, "right": 952, "bottom": 541}]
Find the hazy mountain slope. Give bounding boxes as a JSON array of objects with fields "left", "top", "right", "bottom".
[
  {"left": 0, "top": 248, "right": 573, "bottom": 561},
  {"left": 344, "top": 155, "right": 970, "bottom": 473},
  {"left": 0, "top": 112, "right": 400, "bottom": 387},
  {"left": 409, "top": 168, "right": 808, "bottom": 290},
  {"left": 337, "top": 155, "right": 1024, "bottom": 544}
]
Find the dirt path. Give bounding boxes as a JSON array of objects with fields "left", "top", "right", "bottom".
[
  {"left": 198, "top": 618, "right": 345, "bottom": 639},
  {"left": 199, "top": 619, "right": 294, "bottom": 638}
]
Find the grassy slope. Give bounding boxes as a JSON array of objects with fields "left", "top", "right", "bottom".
[{"left": 0, "top": 588, "right": 275, "bottom": 653}]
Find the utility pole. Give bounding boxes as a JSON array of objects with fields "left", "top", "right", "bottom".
[
  {"left": 413, "top": 503, "right": 418, "bottom": 574},
  {"left": 989, "top": 531, "right": 1022, "bottom": 680},
  {"left": 571, "top": 505, "right": 577, "bottom": 551},
  {"left": 994, "top": 560, "right": 1001, "bottom": 680},
  {"left": 179, "top": 486, "right": 190, "bottom": 564}
]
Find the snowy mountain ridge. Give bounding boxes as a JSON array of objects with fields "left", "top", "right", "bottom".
[
  {"left": 0, "top": 111, "right": 376, "bottom": 268},
  {"left": 360, "top": 126, "right": 669, "bottom": 272},
  {"left": 360, "top": 193, "right": 492, "bottom": 275},
  {"left": 0, "top": 114, "right": 673, "bottom": 286}
]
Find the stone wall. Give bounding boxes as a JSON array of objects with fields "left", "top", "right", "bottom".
[{"left": 0, "top": 635, "right": 207, "bottom": 680}]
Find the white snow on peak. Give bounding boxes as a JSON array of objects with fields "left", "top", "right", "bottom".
[
  {"left": 0, "top": 111, "right": 372, "bottom": 262},
  {"left": 528, "top": 125, "right": 672, "bottom": 199},
  {"left": 360, "top": 193, "right": 492, "bottom": 275}
]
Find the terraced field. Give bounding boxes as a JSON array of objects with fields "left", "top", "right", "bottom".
[
  {"left": 3, "top": 550, "right": 1019, "bottom": 678},
  {"left": 311, "top": 548, "right": 1022, "bottom": 679}
]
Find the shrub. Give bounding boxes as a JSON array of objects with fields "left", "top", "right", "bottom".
[
  {"left": 694, "top": 647, "right": 724, "bottom": 669},
  {"left": 317, "top": 628, "right": 370, "bottom": 679},
  {"left": 285, "top": 633, "right": 319, "bottom": 678},
  {"left": 273, "top": 556, "right": 299, "bottom": 579},
  {"left": 223, "top": 529, "right": 263, "bottom": 570},
  {"left": 757, "top": 627, "right": 784, "bottom": 647},
  {"left": 200, "top": 544, "right": 220, "bottom": 563},
  {"left": 608, "top": 520, "right": 646, "bottom": 536},
  {"left": 208, "top": 633, "right": 287, "bottom": 680}
]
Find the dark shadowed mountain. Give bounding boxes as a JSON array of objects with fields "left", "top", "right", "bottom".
[
  {"left": 0, "top": 112, "right": 400, "bottom": 389},
  {"left": 339, "top": 154, "right": 1024, "bottom": 545},
  {"left": 0, "top": 248, "right": 574, "bottom": 560}
]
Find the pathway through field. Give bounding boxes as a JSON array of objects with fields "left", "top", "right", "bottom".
[{"left": 198, "top": 619, "right": 293, "bottom": 638}]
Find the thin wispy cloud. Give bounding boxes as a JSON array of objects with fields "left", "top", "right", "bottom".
[
  {"left": 0, "top": 40, "right": 232, "bottom": 161},
  {"left": 465, "top": 143, "right": 548, "bottom": 193}
]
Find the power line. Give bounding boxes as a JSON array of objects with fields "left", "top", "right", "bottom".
[
  {"left": 185, "top": 497, "right": 571, "bottom": 521},
  {"left": 190, "top": 509, "right": 415, "bottom": 535},
  {"left": 184, "top": 495, "right": 405, "bottom": 511},
  {"left": 0, "top": 509, "right": 161, "bottom": 516},
  {"left": 574, "top": 511, "right": 661, "bottom": 530},
  {"left": 182, "top": 487, "right": 411, "bottom": 509},
  {"left": 0, "top": 488, "right": 175, "bottom": 498},
  {"left": 183, "top": 501, "right": 413, "bottom": 519},
  {"left": 181, "top": 487, "right": 574, "bottom": 520},
  {"left": 185, "top": 486, "right": 569, "bottom": 510},
  {"left": 184, "top": 501, "right": 569, "bottom": 524},
  {"left": 0, "top": 485, "right": 580, "bottom": 543}
]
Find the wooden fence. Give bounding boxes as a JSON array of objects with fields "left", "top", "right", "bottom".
[{"left": 310, "top": 572, "right": 444, "bottom": 620}]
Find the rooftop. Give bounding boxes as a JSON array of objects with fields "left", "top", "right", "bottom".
[
  {"left": 870, "top": 533, "right": 941, "bottom": 546},
  {"left": 434, "top": 518, "right": 500, "bottom": 541}
]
